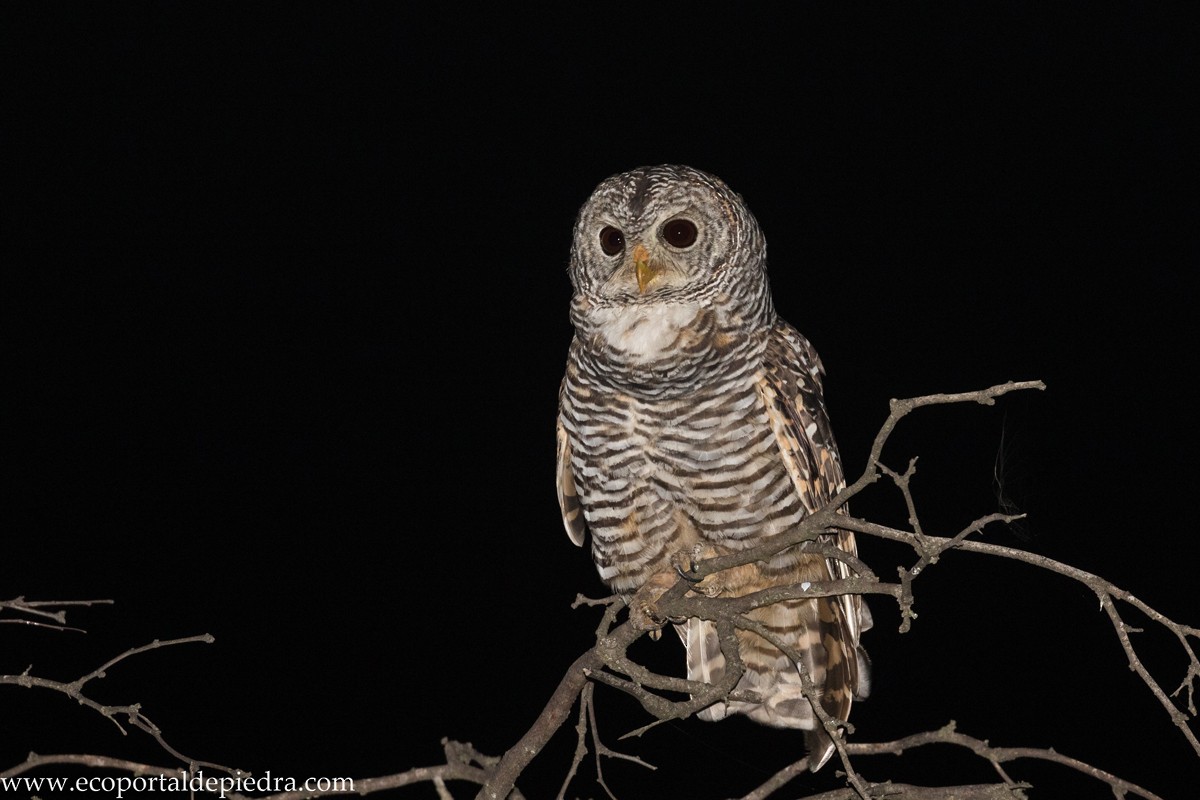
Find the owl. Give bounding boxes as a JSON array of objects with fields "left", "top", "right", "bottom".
[{"left": 556, "top": 165, "right": 871, "bottom": 770}]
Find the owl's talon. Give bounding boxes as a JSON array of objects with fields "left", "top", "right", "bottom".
[
  {"left": 671, "top": 544, "right": 725, "bottom": 596},
  {"left": 629, "top": 601, "right": 668, "bottom": 633},
  {"left": 670, "top": 543, "right": 708, "bottom": 577}
]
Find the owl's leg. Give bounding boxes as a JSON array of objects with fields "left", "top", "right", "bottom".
[
  {"left": 628, "top": 569, "right": 683, "bottom": 639},
  {"left": 671, "top": 543, "right": 759, "bottom": 598}
]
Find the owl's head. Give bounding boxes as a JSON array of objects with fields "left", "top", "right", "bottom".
[{"left": 568, "top": 165, "right": 768, "bottom": 310}]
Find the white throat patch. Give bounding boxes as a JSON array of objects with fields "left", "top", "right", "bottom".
[{"left": 593, "top": 303, "right": 700, "bottom": 360}]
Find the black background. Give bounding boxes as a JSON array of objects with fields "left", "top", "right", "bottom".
[{"left": 4, "top": 5, "right": 1196, "bottom": 798}]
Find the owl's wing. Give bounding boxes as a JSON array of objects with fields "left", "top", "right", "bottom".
[
  {"left": 557, "top": 416, "right": 587, "bottom": 547},
  {"left": 758, "top": 323, "right": 867, "bottom": 635},
  {"left": 755, "top": 322, "right": 871, "bottom": 767}
]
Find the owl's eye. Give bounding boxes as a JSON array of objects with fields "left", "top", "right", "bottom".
[
  {"left": 598, "top": 226, "right": 625, "bottom": 256},
  {"left": 662, "top": 219, "right": 698, "bottom": 248}
]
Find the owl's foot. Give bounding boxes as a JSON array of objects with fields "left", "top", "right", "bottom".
[{"left": 628, "top": 570, "right": 682, "bottom": 638}]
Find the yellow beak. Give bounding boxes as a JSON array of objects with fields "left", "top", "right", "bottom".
[{"left": 633, "top": 243, "right": 659, "bottom": 293}]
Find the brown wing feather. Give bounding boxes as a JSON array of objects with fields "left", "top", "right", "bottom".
[
  {"left": 556, "top": 418, "right": 587, "bottom": 547},
  {"left": 756, "top": 322, "right": 871, "bottom": 768}
]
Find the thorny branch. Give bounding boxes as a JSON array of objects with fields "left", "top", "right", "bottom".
[{"left": 5, "top": 381, "right": 1196, "bottom": 800}]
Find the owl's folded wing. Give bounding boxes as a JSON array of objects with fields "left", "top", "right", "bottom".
[
  {"left": 557, "top": 416, "right": 588, "bottom": 547},
  {"left": 755, "top": 322, "right": 872, "bottom": 770}
]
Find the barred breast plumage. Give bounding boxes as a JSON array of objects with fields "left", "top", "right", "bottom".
[{"left": 556, "top": 165, "right": 871, "bottom": 770}]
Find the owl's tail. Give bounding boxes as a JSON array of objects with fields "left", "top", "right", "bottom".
[{"left": 681, "top": 595, "right": 869, "bottom": 772}]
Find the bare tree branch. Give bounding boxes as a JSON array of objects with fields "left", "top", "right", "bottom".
[
  {"left": 0, "top": 596, "right": 114, "bottom": 633},
  {"left": 585, "top": 683, "right": 655, "bottom": 800},
  {"left": 845, "top": 722, "right": 1162, "bottom": 800},
  {"left": 555, "top": 684, "right": 592, "bottom": 800},
  {"left": 0, "top": 633, "right": 245, "bottom": 777},
  {"left": 772, "top": 786, "right": 1029, "bottom": 800},
  {"left": 835, "top": 514, "right": 1200, "bottom": 756},
  {"left": 0, "top": 753, "right": 178, "bottom": 781},
  {"left": 231, "top": 762, "right": 499, "bottom": 800}
]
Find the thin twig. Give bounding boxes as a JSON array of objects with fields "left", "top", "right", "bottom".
[
  {"left": 0, "top": 634, "right": 243, "bottom": 777},
  {"left": 585, "top": 683, "right": 655, "bottom": 800},
  {"left": 0, "top": 597, "right": 114, "bottom": 633},
  {"left": 555, "top": 685, "right": 590, "bottom": 800},
  {"left": 843, "top": 722, "right": 1163, "bottom": 800}
]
